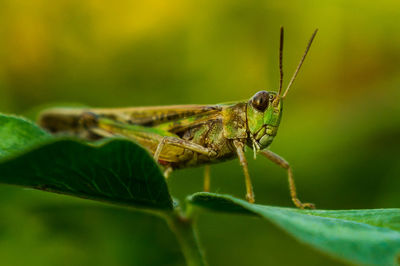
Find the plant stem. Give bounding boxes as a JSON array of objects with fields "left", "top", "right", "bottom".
[{"left": 165, "top": 211, "right": 206, "bottom": 266}]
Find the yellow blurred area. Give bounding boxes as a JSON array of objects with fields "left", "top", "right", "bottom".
[{"left": 0, "top": 0, "right": 400, "bottom": 265}]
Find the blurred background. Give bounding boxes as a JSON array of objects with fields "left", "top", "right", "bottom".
[{"left": 0, "top": 0, "right": 399, "bottom": 265}]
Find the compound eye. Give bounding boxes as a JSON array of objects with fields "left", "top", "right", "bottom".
[{"left": 251, "top": 91, "right": 270, "bottom": 112}]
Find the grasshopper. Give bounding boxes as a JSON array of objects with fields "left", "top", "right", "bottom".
[{"left": 39, "top": 27, "right": 318, "bottom": 209}]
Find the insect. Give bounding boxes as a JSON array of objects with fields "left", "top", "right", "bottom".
[{"left": 39, "top": 27, "right": 318, "bottom": 209}]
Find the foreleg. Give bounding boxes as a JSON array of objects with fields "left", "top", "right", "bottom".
[{"left": 260, "top": 150, "right": 315, "bottom": 209}]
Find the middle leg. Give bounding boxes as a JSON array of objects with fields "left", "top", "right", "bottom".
[
  {"left": 154, "top": 136, "right": 216, "bottom": 162},
  {"left": 233, "top": 140, "right": 255, "bottom": 203},
  {"left": 203, "top": 165, "right": 210, "bottom": 192}
]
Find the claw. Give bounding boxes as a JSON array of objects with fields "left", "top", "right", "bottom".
[
  {"left": 246, "top": 193, "right": 255, "bottom": 204},
  {"left": 301, "top": 202, "right": 316, "bottom": 209},
  {"left": 293, "top": 198, "right": 315, "bottom": 209}
]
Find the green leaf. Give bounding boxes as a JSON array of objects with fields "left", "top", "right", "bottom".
[
  {"left": 0, "top": 114, "right": 173, "bottom": 211},
  {"left": 188, "top": 192, "right": 400, "bottom": 266},
  {"left": 0, "top": 114, "right": 51, "bottom": 158}
]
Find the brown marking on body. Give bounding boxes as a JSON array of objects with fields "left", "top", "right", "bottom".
[{"left": 222, "top": 103, "right": 248, "bottom": 139}]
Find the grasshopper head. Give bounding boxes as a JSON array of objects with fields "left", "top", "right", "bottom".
[
  {"left": 246, "top": 27, "right": 318, "bottom": 155},
  {"left": 246, "top": 91, "right": 282, "bottom": 150}
]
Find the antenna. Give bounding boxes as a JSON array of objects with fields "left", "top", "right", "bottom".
[
  {"left": 282, "top": 28, "right": 318, "bottom": 98},
  {"left": 278, "top": 26, "right": 284, "bottom": 96}
]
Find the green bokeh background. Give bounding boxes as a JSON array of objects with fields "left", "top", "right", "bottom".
[{"left": 1, "top": 0, "right": 399, "bottom": 265}]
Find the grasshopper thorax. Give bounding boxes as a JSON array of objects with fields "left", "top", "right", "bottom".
[{"left": 246, "top": 91, "right": 282, "bottom": 152}]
